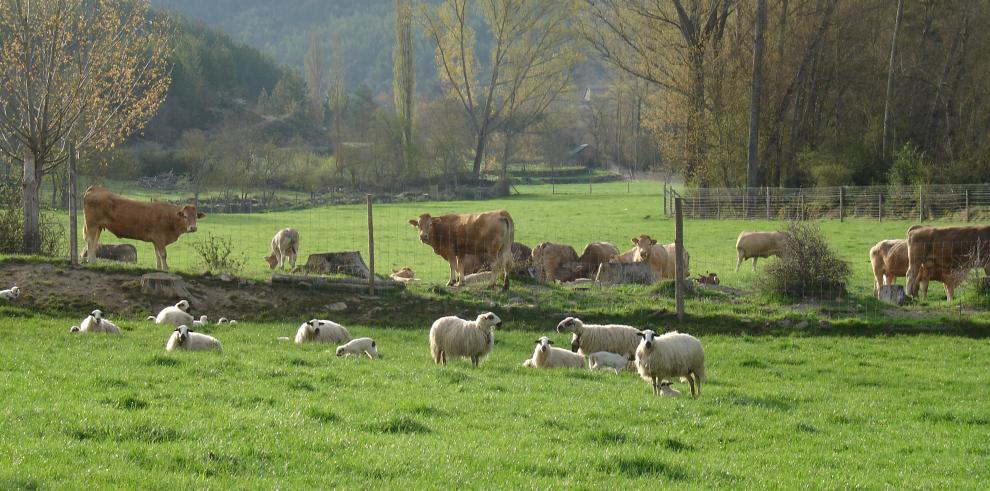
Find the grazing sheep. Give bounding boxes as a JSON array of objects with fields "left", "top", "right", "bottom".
[
  {"left": 658, "top": 380, "right": 682, "bottom": 398},
  {"left": 428, "top": 312, "right": 501, "bottom": 366},
  {"left": 336, "top": 337, "right": 379, "bottom": 359},
  {"left": 587, "top": 351, "right": 632, "bottom": 374},
  {"left": 735, "top": 231, "right": 789, "bottom": 272},
  {"left": 165, "top": 325, "right": 222, "bottom": 352},
  {"left": 390, "top": 267, "right": 419, "bottom": 282},
  {"left": 294, "top": 319, "right": 352, "bottom": 344},
  {"left": 265, "top": 228, "right": 300, "bottom": 270},
  {"left": 192, "top": 315, "right": 209, "bottom": 327},
  {"left": 71, "top": 309, "right": 121, "bottom": 334},
  {"left": 0, "top": 286, "right": 20, "bottom": 300},
  {"left": 531, "top": 336, "right": 585, "bottom": 369},
  {"left": 635, "top": 330, "right": 705, "bottom": 398},
  {"left": 555, "top": 317, "right": 641, "bottom": 358},
  {"left": 217, "top": 317, "right": 238, "bottom": 325},
  {"left": 151, "top": 300, "right": 194, "bottom": 327}
]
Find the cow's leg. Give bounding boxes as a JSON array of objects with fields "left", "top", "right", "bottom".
[
  {"left": 85, "top": 225, "right": 101, "bottom": 264},
  {"left": 752, "top": 257, "right": 758, "bottom": 271},
  {"left": 446, "top": 259, "right": 456, "bottom": 287},
  {"left": 455, "top": 256, "right": 466, "bottom": 287},
  {"left": 944, "top": 281, "right": 954, "bottom": 301},
  {"left": 155, "top": 244, "right": 169, "bottom": 272},
  {"left": 735, "top": 252, "right": 743, "bottom": 272},
  {"left": 905, "top": 266, "right": 918, "bottom": 296}
]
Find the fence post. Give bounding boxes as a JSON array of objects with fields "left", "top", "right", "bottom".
[
  {"left": 878, "top": 193, "right": 883, "bottom": 222},
  {"left": 69, "top": 144, "right": 78, "bottom": 267},
  {"left": 589, "top": 167, "right": 593, "bottom": 194},
  {"left": 765, "top": 187, "right": 771, "bottom": 220},
  {"left": 674, "top": 197, "right": 685, "bottom": 322},
  {"left": 663, "top": 184, "right": 667, "bottom": 216},
  {"left": 839, "top": 187, "right": 844, "bottom": 222},
  {"left": 965, "top": 190, "right": 970, "bottom": 222},
  {"left": 716, "top": 193, "right": 721, "bottom": 220},
  {"left": 800, "top": 192, "right": 805, "bottom": 221},
  {"left": 918, "top": 186, "right": 923, "bottom": 222},
  {"left": 367, "top": 194, "right": 375, "bottom": 295}
]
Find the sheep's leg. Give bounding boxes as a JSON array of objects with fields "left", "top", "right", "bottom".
[
  {"left": 471, "top": 355, "right": 479, "bottom": 367},
  {"left": 440, "top": 351, "right": 446, "bottom": 365},
  {"left": 652, "top": 378, "right": 659, "bottom": 396},
  {"left": 687, "top": 373, "right": 698, "bottom": 398}
]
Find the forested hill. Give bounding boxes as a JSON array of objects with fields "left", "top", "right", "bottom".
[{"left": 150, "top": 0, "right": 442, "bottom": 95}]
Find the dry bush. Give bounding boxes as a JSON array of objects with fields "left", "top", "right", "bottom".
[{"left": 760, "top": 222, "right": 851, "bottom": 298}]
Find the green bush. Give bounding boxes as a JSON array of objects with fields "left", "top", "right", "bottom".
[
  {"left": 759, "top": 222, "right": 851, "bottom": 298},
  {"left": 191, "top": 233, "right": 246, "bottom": 275},
  {"left": 0, "top": 179, "right": 64, "bottom": 256}
]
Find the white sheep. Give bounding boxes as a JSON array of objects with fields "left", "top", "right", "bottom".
[
  {"left": 635, "top": 330, "right": 705, "bottom": 398},
  {"left": 217, "top": 317, "right": 238, "bottom": 325},
  {"left": 294, "top": 319, "right": 352, "bottom": 344},
  {"left": 521, "top": 358, "right": 535, "bottom": 368},
  {"left": 658, "top": 380, "right": 682, "bottom": 398},
  {"left": 192, "top": 315, "right": 208, "bottom": 327},
  {"left": 587, "top": 351, "right": 632, "bottom": 374},
  {"left": 150, "top": 300, "right": 193, "bottom": 327},
  {"left": 70, "top": 309, "right": 121, "bottom": 334},
  {"left": 735, "top": 231, "right": 789, "bottom": 272},
  {"left": 0, "top": 286, "right": 21, "bottom": 300},
  {"left": 555, "top": 317, "right": 641, "bottom": 358},
  {"left": 165, "top": 325, "right": 222, "bottom": 352},
  {"left": 531, "top": 336, "right": 585, "bottom": 369},
  {"left": 428, "top": 312, "right": 501, "bottom": 367},
  {"left": 336, "top": 337, "right": 379, "bottom": 359}
]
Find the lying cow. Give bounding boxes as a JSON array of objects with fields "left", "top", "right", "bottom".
[
  {"left": 532, "top": 242, "right": 580, "bottom": 283},
  {"left": 80, "top": 243, "right": 137, "bottom": 263},
  {"left": 576, "top": 242, "right": 619, "bottom": 279},
  {"left": 408, "top": 210, "right": 515, "bottom": 290},
  {"left": 906, "top": 225, "right": 990, "bottom": 299},
  {"left": 83, "top": 186, "right": 204, "bottom": 271},
  {"left": 660, "top": 242, "right": 691, "bottom": 280},
  {"left": 735, "top": 231, "right": 789, "bottom": 272},
  {"left": 631, "top": 235, "right": 670, "bottom": 280}
]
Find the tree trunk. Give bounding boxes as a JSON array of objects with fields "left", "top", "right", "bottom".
[
  {"left": 687, "top": 49, "right": 706, "bottom": 182},
  {"left": 747, "top": 0, "right": 767, "bottom": 190},
  {"left": 22, "top": 153, "right": 41, "bottom": 254},
  {"left": 881, "top": 0, "right": 904, "bottom": 161},
  {"left": 500, "top": 133, "right": 514, "bottom": 181},
  {"left": 471, "top": 122, "right": 490, "bottom": 180}
]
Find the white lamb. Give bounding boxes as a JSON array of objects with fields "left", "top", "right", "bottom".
[
  {"left": 635, "top": 330, "right": 706, "bottom": 398},
  {"left": 522, "top": 358, "right": 535, "bottom": 368},
  {"left": 531, "top": 336, "right": 585, "bottom": 369},
  {"left": 428, "top": 312, "right": 501, "bottom": 367},
  {"left": 336, "top": 337, "right": 379, "bottom": 359},
  {"left": 165, "top": 325, "right": 222, "bottom": 352},
  {"left": 587, "top": 351, "right": 632, "bottom": 374},
  {"left": 217, "top": 317, "right": 238, "bottom": 325},
  {"left": 192, "top": 315, "right": 208, "bottom": 327},
  {"left": 555, "top": 317, "right": 641, "bottom": 358},
  {"left": 150, "top": 300, "right": 193, "bottom": 327},
  {"left": 658, "top": 380, "right": 682, "bottom": 398},
  {"left": 70, "top": 309, "right": 121, "bottom": 334},
  {"left": 0, "top": 286, "right": 21, "bottom": 300},
  {"left": 294, "top": 319, "right": 352, "bottom": 344}
]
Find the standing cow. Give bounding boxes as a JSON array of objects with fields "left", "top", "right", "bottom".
[
  {"left": 409, "top": 210, "right": 515, "bottom": 290},
  {"left": 906, "top": 225, "right": 990, "bottom": 299},
  {"left": 83, "top": 186, "right": 205, "bottom": 271}
]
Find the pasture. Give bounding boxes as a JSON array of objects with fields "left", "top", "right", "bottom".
[{"left": 0, "top": 315, "right": 988, "bottom": 488}]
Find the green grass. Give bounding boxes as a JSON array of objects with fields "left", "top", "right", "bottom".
[{"left": 1, "top": 316, "right": 987, "bottom": 488}]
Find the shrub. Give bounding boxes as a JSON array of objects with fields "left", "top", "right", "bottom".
[
  {"left": 192, "top": 233, "right": 246, "bottom": 275},
  {"left": 759, "top": 222, "right": 851, "bottom": 298},
  {"left": 0, "top": 179, "right": 64, "bottom": 256}
]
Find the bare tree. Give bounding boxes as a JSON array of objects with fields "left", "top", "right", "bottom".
[
  {"left": 747, "top": 0, "right": 767, "bottom": 190},
  {"left": 394, "top": 0, "right": 415, "bottom": 174},
  {"left": 881, "top": 0, "right": 904, "bottom": 161}
]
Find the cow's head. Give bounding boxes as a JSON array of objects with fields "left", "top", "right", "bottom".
[
  {"left": 631, "top": 235, "right": 658, "bottom": 262},
  {"left": 178, "top": 205, "right": 206, "bottom": 233},
  {"left": 408, "top": 214, "right": 435, "bottom": 243}
]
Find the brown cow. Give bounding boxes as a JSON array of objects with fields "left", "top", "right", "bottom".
[
  {"left": 631, "top": 235, "right": 670, "bottom": 280},
  {"left": 869, "top": 239, "right": 949, "bottom": 298},
  {"left": 408, "top": 210, "right": 514, "bottom": 290},
  {"left": 83, "top": 186, "right": 205, "bottom": 271},
  {"left": 906, "top": 225, "right": 990, "bottom": 299},
  {"left": 531, "top": 242, "right": 580, "bottom": 283},
  {"left": 576, "top": 242, "right": 619, "bottom": 279}
]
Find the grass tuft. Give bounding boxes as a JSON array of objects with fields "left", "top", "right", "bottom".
[
  {"left": 598, "top": 456, "right": 687, "bottom": 480},
  {"left": 367, "top": 415, "right": 431, "bottom": 434}
]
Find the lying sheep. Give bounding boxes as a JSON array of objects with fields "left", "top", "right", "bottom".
[
  {"left": 149, "top": 300, "right": 193, "bottom": 327},
  {"left": 80, "top": 243, "right": 137, "bottom": 263},
  {"left": 587, "top": 351, "right": 632, "bottom": 374},
  {"left": 390, "top": 267, "right": 419, "bottom": 282},
  {"left": 735, "top": 231, "right": 789, "bottom": 272},
  {"left": 336, "top": 337, "right": 379, "bottom": 359},
  {"left": 165, "top": 325, "right": 222, "bottom": 352},
  {"left": 635, "top": 330, "right": 705, "bottom": 398},
  {"left": 192, "top": 315, "right": 209, "bottom": 327},
  {"left": 428, "top": 312, "right": 501, "bottom": 366},
  {"left": 295, "top": 319, "right": 352, "bottom": 344},
  {"left": 0, "top": 286, "right": 20, "bottom": 300},
  {"left": 265, "top": 228, "right": 300, "bottom": 270},
  {"left": 70, "top": 309, "right": 121, "bottom": 334},
  {"left": 531, "top": 336, "right": 585, "bottom": 369},
  {"left": 522, "top": 358, "right": 535, "bottom": 368},
  {"left": 555, "top": 317, "right": 641, "bottom": 358},
  {"left": 658, "top": 380, "right": 682, "bottom": 398},
  {"left": 217, "top": 317, "right": 238, "bottom": 325}
]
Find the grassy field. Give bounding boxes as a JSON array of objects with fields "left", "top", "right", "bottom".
[{"left": 1, "top": 314, "right": 988, "bottom": 488}]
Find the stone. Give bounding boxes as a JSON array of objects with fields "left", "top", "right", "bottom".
[
  {"left": 595, "top": 262, "right": 656, "bottom": 285},
  {"left": 794, "top": 320, "right": 809, "bottom": 330},
  {"left": 878, "top": 285, "right": 908, "bottom": 306},
  {"left": 327, "top": 302, "right": 347, "bottom": 312}
]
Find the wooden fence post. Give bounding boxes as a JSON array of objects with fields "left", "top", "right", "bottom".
[
  {"left": 765, "top": 187, "right": 771, "bottom": 220},
  {"left": 675, "top": 197, "right": 685, "bottom": 322},
  {"left": 965, "top": 190, "right": 970, "bottom": 222},
  {"left": 878, "top": 193, "right": 883, "bottom": 222},
  {"left": 839, "top": 187, "right": 844, "bottom": 222},
  {"left": 367, "top": 194, "right": 375, "bottom": 295},
  {"left": 69, "top": 144, "right": 78, "bottom": 267},
  {"left": 918, "top": 186, "right": 923, "bottom": 222},
  {"left": 663, "top": 184, "right": 667, "bottom": 216},
  {"left": 800, "top": 192, "right": 805, "bottom": 221}
]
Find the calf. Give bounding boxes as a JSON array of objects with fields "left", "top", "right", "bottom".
[
  {"left": 631, "top": 234, "right": 669, "bottom": 280},
  {"left": 265, "top": 228, "right": 300, "bottom": 270},
  {"left": 531, "top": 242, "right": 580, "bottom": 283},
  {"left": 80, "top": 243, "right": 137, "bottom": 263}
]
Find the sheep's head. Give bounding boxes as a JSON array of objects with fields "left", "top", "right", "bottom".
[
  {"left": 306, "top": 319, "right": 322, "bottom": 337},
  {"left": 631, "top": 235, "right": 658, "bottom": 262},
  {"left": 218, "top": 317, "right": 229, "bottom": 324},
  {"left": 10, "top": 286, "right": 20, "bottom": 297},
  {"left": 90, "top": 309, "right": 103, "bottom": 325},
  {"left": 408, "top": 214, "right": 435, "bottom": 243},
  {"left": 176, "top": 300, "right": 191, "bottom": 312},
  {"left": 476, "top": 312, "right": 502, "bottom": 329},
  {"left": 335, "top": 345, "right": 346, "bottom": 357},
  {"left": 534, "top": 336, "right": 553, "bottom": 353},
  {"left": 556, "top": 317, "right": 583, "bottom": 334},
  {"left": 175, "top": 325, "right": 191, "bottom": 344},
  {"left": 264, "top": 254, "right": 279, "bottom": 269},
  {"left": 199, "top": 315, "right": 209, "bottom": 323},
  {"left": 69, "top": 325, "right": 80, "bottom": 333},
  {"left": 637, "top": 329, "right": 659, "bottom": 351}
]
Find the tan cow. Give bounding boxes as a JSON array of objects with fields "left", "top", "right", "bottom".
[
  {"left": 531, "top": 242, "right": 580, "bottom": 283},
  {"left": 631, "top": 235, "right": 670, "bottom": 280},
  {"left": 576, "top": 242, "right": 620, "bottom": 279},
  {"left": 870, "top": 239, "right": 939, "bottom": 297},
  {"left": 660, "top": 243, "right": 691, "bottom": 280},
  {"left": 408, "top": 210, "right": 515, "bottom": 290},
  {"left": 265, "top": 228, "right": 300, "bottom": 270},
  {"left": 83, "top": 186, "right": 205, "bottom": 271},
  {"left": 906, "top": 225, "right": 990, "bottom": 299},
  {"left": 735, "top": 231, "right": 789, "bottom": 272}
]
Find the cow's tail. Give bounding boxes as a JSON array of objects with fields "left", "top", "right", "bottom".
[{"left": 497, "top": 215, "right": 515, "bottom": 290}]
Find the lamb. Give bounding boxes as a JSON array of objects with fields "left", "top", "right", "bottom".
[
  {"left": 70, "top": 309, "right": 121, "bottom": 334},
  {"left": 390, "top": 267, "right": 419, "bottom": 283},
  {"left": 150, "top": 300, "right": 193, "bottom": 327},
  {"left": 587, "top": 351, "right": 632, "bottom": 374},
  {"left": 658, "top": 380, "right": 682, "bottom": 398},
  {"left": 335, "top": 337, "right": 379, "bottom": 359},
  {"left": 522, "top": 358, "right": 535, "bottom": 368},
  {"left": 635, "top": 330, "right": 705, "bottom": 398},
  {"left": 428, "top": 312, "right": 501, "bottom": 366},
  {"left": 735, "top": 231, "right": 789, "bottom": 272},
  {"left": 264, "top": 228, "right": 300, "bottom": 270},
  {"left": 294, "top": 319, "right": 352, "bottom": 344},
  {"left": 217, "top": 317, "right": 238, "bottom": 325},
  {"left": 0, "top": 286, "right": 20, "bottom": 300},
  {"left": 165, "top": 325, "right": 222, "bottom": 352},
  {"left": 192, "top": 315, "right": 209, "bottom": 327},
  {"left": 531, "top": 336, "right": 585, "bottom": 369},
  {"left": 555, "top": 317, "right": 641, "bottom": 358}
]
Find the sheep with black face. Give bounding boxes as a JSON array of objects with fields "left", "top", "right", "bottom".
[{"left": 428, "top": 312, "right": 501, "bottom": 367}]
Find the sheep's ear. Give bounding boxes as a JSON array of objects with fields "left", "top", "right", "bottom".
[
  {"left": 547, "top": 340, "right": 554, "bottom": 345},
  {"left": 636, "top": 332, "right": 645, "bottom": 338},
  {"left": 371, "top": 341, "right": 376, "bottom": 348},
  {"left": 534, "top": 339, "right": 540, "bottom": 344}
]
